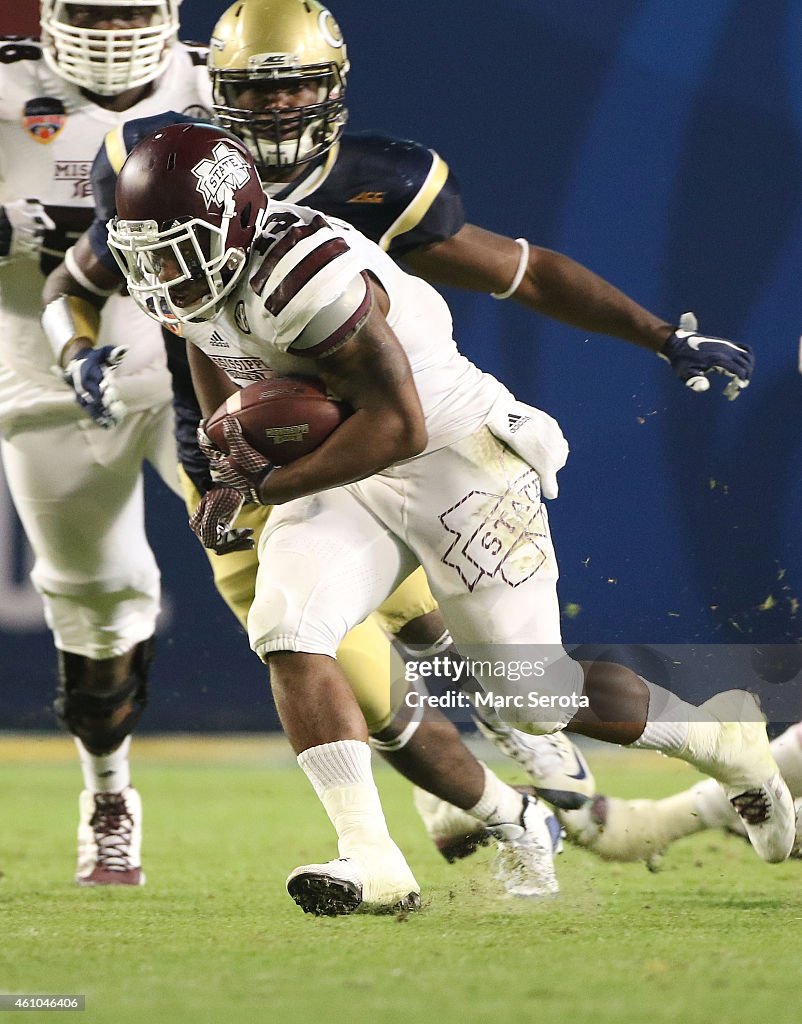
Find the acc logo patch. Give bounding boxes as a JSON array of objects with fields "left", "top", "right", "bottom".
[
  {"left": 22, "top": 96, "right": 66, "bottom": 143},
  {"left": 191, "top": 142, "right": 251, "bottom": 213}
]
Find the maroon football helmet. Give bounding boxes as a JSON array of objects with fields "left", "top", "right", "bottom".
[{"left": 107, "top": 122, "right": 268, "bottom": 324}]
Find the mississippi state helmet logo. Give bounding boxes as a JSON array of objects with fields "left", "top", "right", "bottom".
[{"left": 191, "top": 142, "right": 252, "bottom": 213}]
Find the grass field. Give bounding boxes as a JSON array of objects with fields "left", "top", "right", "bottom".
[{"left": 2, "top": 735, "right": 801, "bottom": 1024}]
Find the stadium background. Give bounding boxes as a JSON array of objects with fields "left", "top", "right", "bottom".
[{"left": 2, "top": 0, "right": 801, "bottom": 730}]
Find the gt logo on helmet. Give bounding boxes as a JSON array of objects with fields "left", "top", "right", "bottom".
[
  {"left": 191, "top": 143, "right": 253, "bottom": 213},
  {"left": 318, "top": 10, "right": 343, "bottom": 48}
]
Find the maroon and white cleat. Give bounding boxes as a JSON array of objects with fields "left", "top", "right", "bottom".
[{"left": 76, "top": 787, "right": 144, "bottom": 886}]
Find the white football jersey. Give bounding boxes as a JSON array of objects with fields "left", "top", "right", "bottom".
[
  {"left": 185, "top": 201, "right": 504, "bottom": 454},
  {"left": 0, "top": 38, "right": 212, "bottom": 430}
]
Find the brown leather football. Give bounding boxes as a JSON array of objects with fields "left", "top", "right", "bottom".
[{"left": 205, "top": 375, "right": 351, "bottom": 465}]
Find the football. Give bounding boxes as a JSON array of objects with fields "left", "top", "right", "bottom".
[{"left": 205, "top": 374, "right": 352, "bottom": 465}]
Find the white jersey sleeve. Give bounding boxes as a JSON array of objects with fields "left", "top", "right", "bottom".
[{"left": 246, "top": 203, "right": 369, "bottom": 357}]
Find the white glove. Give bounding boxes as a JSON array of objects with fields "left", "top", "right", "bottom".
[
  {"left": 487, "top": 399, "right": 569, "bottom": 500},
  {"left": 0, "top": 199, "right": 56, "bottom": 264}
]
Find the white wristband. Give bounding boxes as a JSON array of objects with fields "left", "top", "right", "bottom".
[
  {"left": 64, "top": 246, "right": 118, "bottom": 297},
  {"left": 491, "top": 237, "right": 529, "bottom": 300}
]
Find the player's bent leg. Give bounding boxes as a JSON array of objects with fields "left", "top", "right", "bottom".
[
  {"left": 269, "top": 652, "right": 420, "bottom": 917},
  {"left": 374, "top": 434, "right": 793, "bottom": 862},
  {"left": 566, "top": 722, "right": 802, "bottom": 865},
  {"left": 379, "top": 564, "right": 595, "bottom": 810},
  {"left": 372, "top": 693, "right": 561, "bottom": 895},
  {"left": 249, "top": 491, "right": 421, "bottom": 915},
  {"left": 56, "top": 642, "right": 151, "bottom": 887},
  {"left": 621, "top": 683, "right": 795, "bottom": 863}
]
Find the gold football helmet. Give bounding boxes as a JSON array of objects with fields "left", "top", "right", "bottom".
[{"left": 208, "top": 0, "right": 349, "bottom": 176}]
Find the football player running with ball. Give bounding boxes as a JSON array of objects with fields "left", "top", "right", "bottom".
[
  {"left": 0, "top": 0, "right": 211, "bottom": 887},
  {"left": 42, "top": 5, "right": 584, "bottom": 907},
  {"left": 42, "top": 0, "right": 761, "bottom": 887},
  {"left": 100, "top": 122, "right": 792, "bottom": 916}
]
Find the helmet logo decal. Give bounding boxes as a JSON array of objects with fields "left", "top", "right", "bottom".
[
  {"left": 318, "top": 11, "right": 343, "bottom": 48},
  {"left": 191, "top": 142, "right": 252, "bottom": 213},
  {"left": 248, "top": 52, "right": 300, "bottom": 70}
]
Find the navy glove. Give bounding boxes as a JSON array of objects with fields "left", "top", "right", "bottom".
[
  {"left": 189, "top": 485, "right": 254, "bottom": 555},
  {"left": 660, "top": 312, "right": 754, "bottom": 401},
  {"left": 197, "top": 416, "right": 274, "bottom": 505},
  {"left": 62, "top": 345, "right": 127, "bottom": 427}
]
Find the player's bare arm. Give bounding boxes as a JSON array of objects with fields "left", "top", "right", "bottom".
[
  {"left": 256, "top": 277, "right": 427, "bottom": 505},
  {"left": 403, "top": 223, "right": 674, "bottom": 350},
  {"left": 188, "top": 342, "right": 241, "bottom": 417},
  {"left": 403, "top": 223, "right": 754, "bottom": 398}
]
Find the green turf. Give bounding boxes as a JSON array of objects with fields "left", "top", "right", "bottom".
[{"left": 2, "top": 743, "right": 802, "bottom": 1024}]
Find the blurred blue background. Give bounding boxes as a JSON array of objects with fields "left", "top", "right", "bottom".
[{"left": 3, "top": 0, "right": 802, "bottom": 729}]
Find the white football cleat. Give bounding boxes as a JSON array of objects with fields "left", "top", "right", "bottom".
[
  {"left": 682, "top": 690, "right": 795, "bottom": 863},
  {"left": 474, "top": 716, "right": 595, "bottom": 810},
  {"left": 413, "top": 788, "right": 561, "bottom": 896},
  {"left": 286, "top": 852, "right": 420, "bottom": 917},
  {"left": 490, "top": 795, "right": 562, "bottom": 898},
  {"left": 76, "top": 787, "right": 144, "bottom": 886},
  {"left": 725, "top": 797, "right": 802, "bottom": 859}
]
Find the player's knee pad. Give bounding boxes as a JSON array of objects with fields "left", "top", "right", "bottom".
[{"left": 54, "top": 637, "right": 154, "bottom": 754}]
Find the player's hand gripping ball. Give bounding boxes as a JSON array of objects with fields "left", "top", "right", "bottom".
[{"left": 204, "top": 375, "right": 352, "bottom": 464}]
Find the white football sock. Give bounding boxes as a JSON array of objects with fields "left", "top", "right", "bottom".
[
  {"left": 630, "top": 680, "right": 700, "bottom": 753},
  {"left": 75, "top": 736, "right": 131, "bottom": 794},
  {"left": 468, "top": 763, "right": 526, "bottom": 826},
  {"left": 297, "top": 740, "right": 398, "bottom": 859}
]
